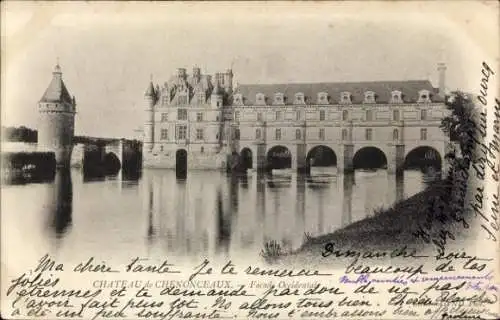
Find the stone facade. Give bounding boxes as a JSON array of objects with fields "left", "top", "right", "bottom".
[
  {"left": 143, "top": 65, "right": 450, "bottom": 173},
  {"left": 38, "top": 64, "right": 76, "bottom": 167}
]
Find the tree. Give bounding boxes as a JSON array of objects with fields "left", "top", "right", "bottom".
[{"left": 440, "top": 91, "right": 478, "bottom": 163}]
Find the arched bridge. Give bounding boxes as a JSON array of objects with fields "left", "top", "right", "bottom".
[
  {"left": 71, "top": 136, "right": 142, "bottom": 173},
  {"left": 234, "top": 128, "right": 450, "bottom": 174}
]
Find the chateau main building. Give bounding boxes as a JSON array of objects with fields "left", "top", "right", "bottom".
[{"left": 143, "top": 64, "right": 449, "bottom": 173}]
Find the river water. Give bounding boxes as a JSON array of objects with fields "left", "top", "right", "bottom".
[{"left": 1, "top": 167, "right": 438, "bottom": 266}]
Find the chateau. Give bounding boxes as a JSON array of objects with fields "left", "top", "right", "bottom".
[{"left": 142, "top": 64, "right": 450, "bottom": 173}]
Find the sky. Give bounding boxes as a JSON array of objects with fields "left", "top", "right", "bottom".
[{"left": 1, "top": 1, "right": 498, "bottom": 139}]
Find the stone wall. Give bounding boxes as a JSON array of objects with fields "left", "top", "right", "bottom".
[{"left": 143, "top": 150, "right": 226, "bottom": 169}]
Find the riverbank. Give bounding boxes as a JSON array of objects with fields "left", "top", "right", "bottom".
[{"left": 274, "top": 177, "right": 472, "bottom": 265}]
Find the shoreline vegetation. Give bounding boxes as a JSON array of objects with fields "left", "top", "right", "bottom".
[{"left": 263, "top": 91, "right": 481, "bottom": 264}]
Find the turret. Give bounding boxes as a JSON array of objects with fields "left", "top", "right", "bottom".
[
  {"left": 38, "top": 62, "right": 76, "bottom": 167},
  {"left": 437, "top": 62, "right": 446, "bottom": 97},
  {"left": 223, "top": 69, "right": 233, "bottom": 94},
  {"left": 193, "top": 66, "right": 201, "bottom": 83},
  {"left": 144, "top": 80, "right": 156, "bottom": 151},
  {"left": 211, "top": 74, "right": 223, "bottom": 109}
]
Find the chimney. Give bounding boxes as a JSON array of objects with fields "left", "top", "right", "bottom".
[
  {"left": 177, "top": 68, "right": 187, "bottom": 79},
  {"left": 437, "top": 63, "right": 446, "bottom": 97}
]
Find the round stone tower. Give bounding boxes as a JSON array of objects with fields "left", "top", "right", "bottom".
[{"left": 38, "top": 63, "right": 76, "bottom": 167}]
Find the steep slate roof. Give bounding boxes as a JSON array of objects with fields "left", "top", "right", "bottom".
[
  {"left": 39, "top": 66, "right": 73, "bottom": 104},
  {"left": 235, "top": 80, "right": 443, "bottom": 105}
]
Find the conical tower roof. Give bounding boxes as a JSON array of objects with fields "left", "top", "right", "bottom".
[
  {"left": 145, "top": 79, "right": 156, "bottom": 97},
  {"left": 39, "top": 64, "right": 73, "bottom": 104}
]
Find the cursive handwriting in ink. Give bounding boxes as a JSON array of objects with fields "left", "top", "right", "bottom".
[
  {"left": 34, "top": 254, "right": 64, "bottom": 273},
  {"left": 73, "top": 257, "right": 119, "bottom": 273},
  {"left": 189, "top": 259, "right": 213, "bottom": 281},
  {"left": 125, "top": 257, "right": 181, "bottom": 274}
]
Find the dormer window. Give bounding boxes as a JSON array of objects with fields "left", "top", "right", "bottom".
[
  {"left": 162, "top": 95, "right": 169, "bottom": 106},
  {"left": 294, "top": 93, "right": 305, "bottom": 105},
  {"left": 340, "top": 92, "right": 352, "bottom": 104},
  {"left": 256, "top": 93, "right": 266, "bottom": 105},
  {"left": 418, "top": 90, "right": 432, "bottom": 103},
  {"left": 274, "top": 93, "right": 285, "bottom": 105},
  {"left": 317, "top": 92, "right": 329, "bottom": 104},
  {"left": 233, "top": 93, "right": 243, "bottom": 106},
  {"left": 364, "top": 91, "right": 376, "bottom": 104},
  {"left": 390, "top": 91, "right": 403, "bottom": 103}
]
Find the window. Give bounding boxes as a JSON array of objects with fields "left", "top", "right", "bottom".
[
  {"left": 418, "top": 90, "right": 431, "bottom": 103},
  {"left": 234, "top": 129, "right": 240, "bottom": 140},
  {"left": 294, "top": 93, "right": 305, "bottom": 104},
  {"left": 160, "top": 145, "right": 164, "bottom": 152},
  {"left": 420, "top": 109, "right": 427, "bottom": 120},
  {"left": 391, "top": 91, "right": 402, "bottom": 103},
  {"left": 201, "top": 146, "right": 204, "bottom": 153},
  {"left": 319, "top": 110, "right": 326, "bottom": 121},
  {"left": 296, "top": 111, "right": 301, "bottom": 121},
  {"left": 296, "top": 129, "right": 301, "bottom": 140},
  {"left": 161, "top": 113, "right": 168, "bottom": 122},
  {"left": 393, "top": 129, "right": 399, "bottom": 140},
  {"left": 276, "top": 111, "right": 283, "bottom": 121},
  {"left": 393, "top": 110, "right": 400, "bottom": 121},
  {"left": 234, "top": 111, "right": 240, "bottom": 122},
  {"left": 217, "top": 101, "right": 221, "bottom": 107},
  {"left": 196, "top": 112, "right": 203, "bottom": 122},
  {"left": 196, "top": 128, "right": 204, "bottom": 140},
  {"left": 319, "top": 128, "right": 325, "bottom": 140},
  {"left": 364, "top": 91, "right": 376, "bottom": 103},
  {"left": 256, "top": 93, "right": 266, "bottom": 105},
  {"left": 177, "top": 109, "right": 187, "bottom": 120},
  {"left": 256, "top": 129, "right": 261, "bottom": 139},
  {"left": 275, "top": 129, "right": 281, "bottom": 140},
  {"left": 365, "top": 128, "right": 373, "bottom": 140},
  {"left": 342, "top": 129, "right": 348, "bottom": 140},
  {"left": 197, "top": 93, "right": 205, "bottom": 103},
  {"left": 342, "top": 110, "right": 348, "bottom": 121},
  {"left": 160, "top": 129, "right": 168, "bottom": 140},
  {"left": 257, "top": 112, "right": 263, "bottom": 121},
  {"left": 366, "top": 110, "right": 373, "bottom": 121},
  {"left": 233, "top": 94, "right": 243, "bottom": 106},
  {"left": 274, "top": 93, "right": 284, "bottom": 105},
  {"left": 420, "top": 128, "right": 427, "bottom": 140},
  {"left": 176, "top": 125, "right": 187, "bottom": 140},
  {"left": 162, "top": 96, "right": 169, "bottom": 105},
  {"left": 341, "top": 92, "right": 351, "bottom": 104},
  {"left": 178, "top": 95, "right": 188, "bottom": 105},
  {"left": 317, "top": 92, "right": 328, "bottom": 104}
]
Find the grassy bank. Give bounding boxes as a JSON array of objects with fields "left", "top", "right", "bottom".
[{"left": 265, "top": 176, "right": 472, "bottom": 264}]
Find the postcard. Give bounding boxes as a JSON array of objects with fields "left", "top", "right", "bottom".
[{"left": 1, "top": 1, "right": 499, "bottom": 319}]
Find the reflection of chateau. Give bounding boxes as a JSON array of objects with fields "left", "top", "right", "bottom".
[
  {"left": 141, "top": 170, "right": 413, "bottom": 255},
  {"left": 143, "top": 64, "right": 449, "bottom": 173}
]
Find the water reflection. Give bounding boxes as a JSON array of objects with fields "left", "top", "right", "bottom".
[
  {"left": 4, "top": 167, "right": 435, "bottom": 260},
  {"left": 45, "top": 169, "right": 73, "bottom": 238}
]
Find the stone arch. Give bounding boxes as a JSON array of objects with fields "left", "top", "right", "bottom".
[
  {"left": 306, "top": 145, "right": 337, "bottom": 167},
  {"left": 404, "top": 146, "right": 442, "bottom": 171},
  {"left": 103, "top": 152, "right": 121, "bottom": 175},
  {"left": 240, "top": 147, "right": 253, "bottom": 170},
  {"left": 266, "top": 145, "right": 292, "bottom": 170},
  {"left": 353, "top": 146, "right": 387, "bottom": 170}
]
